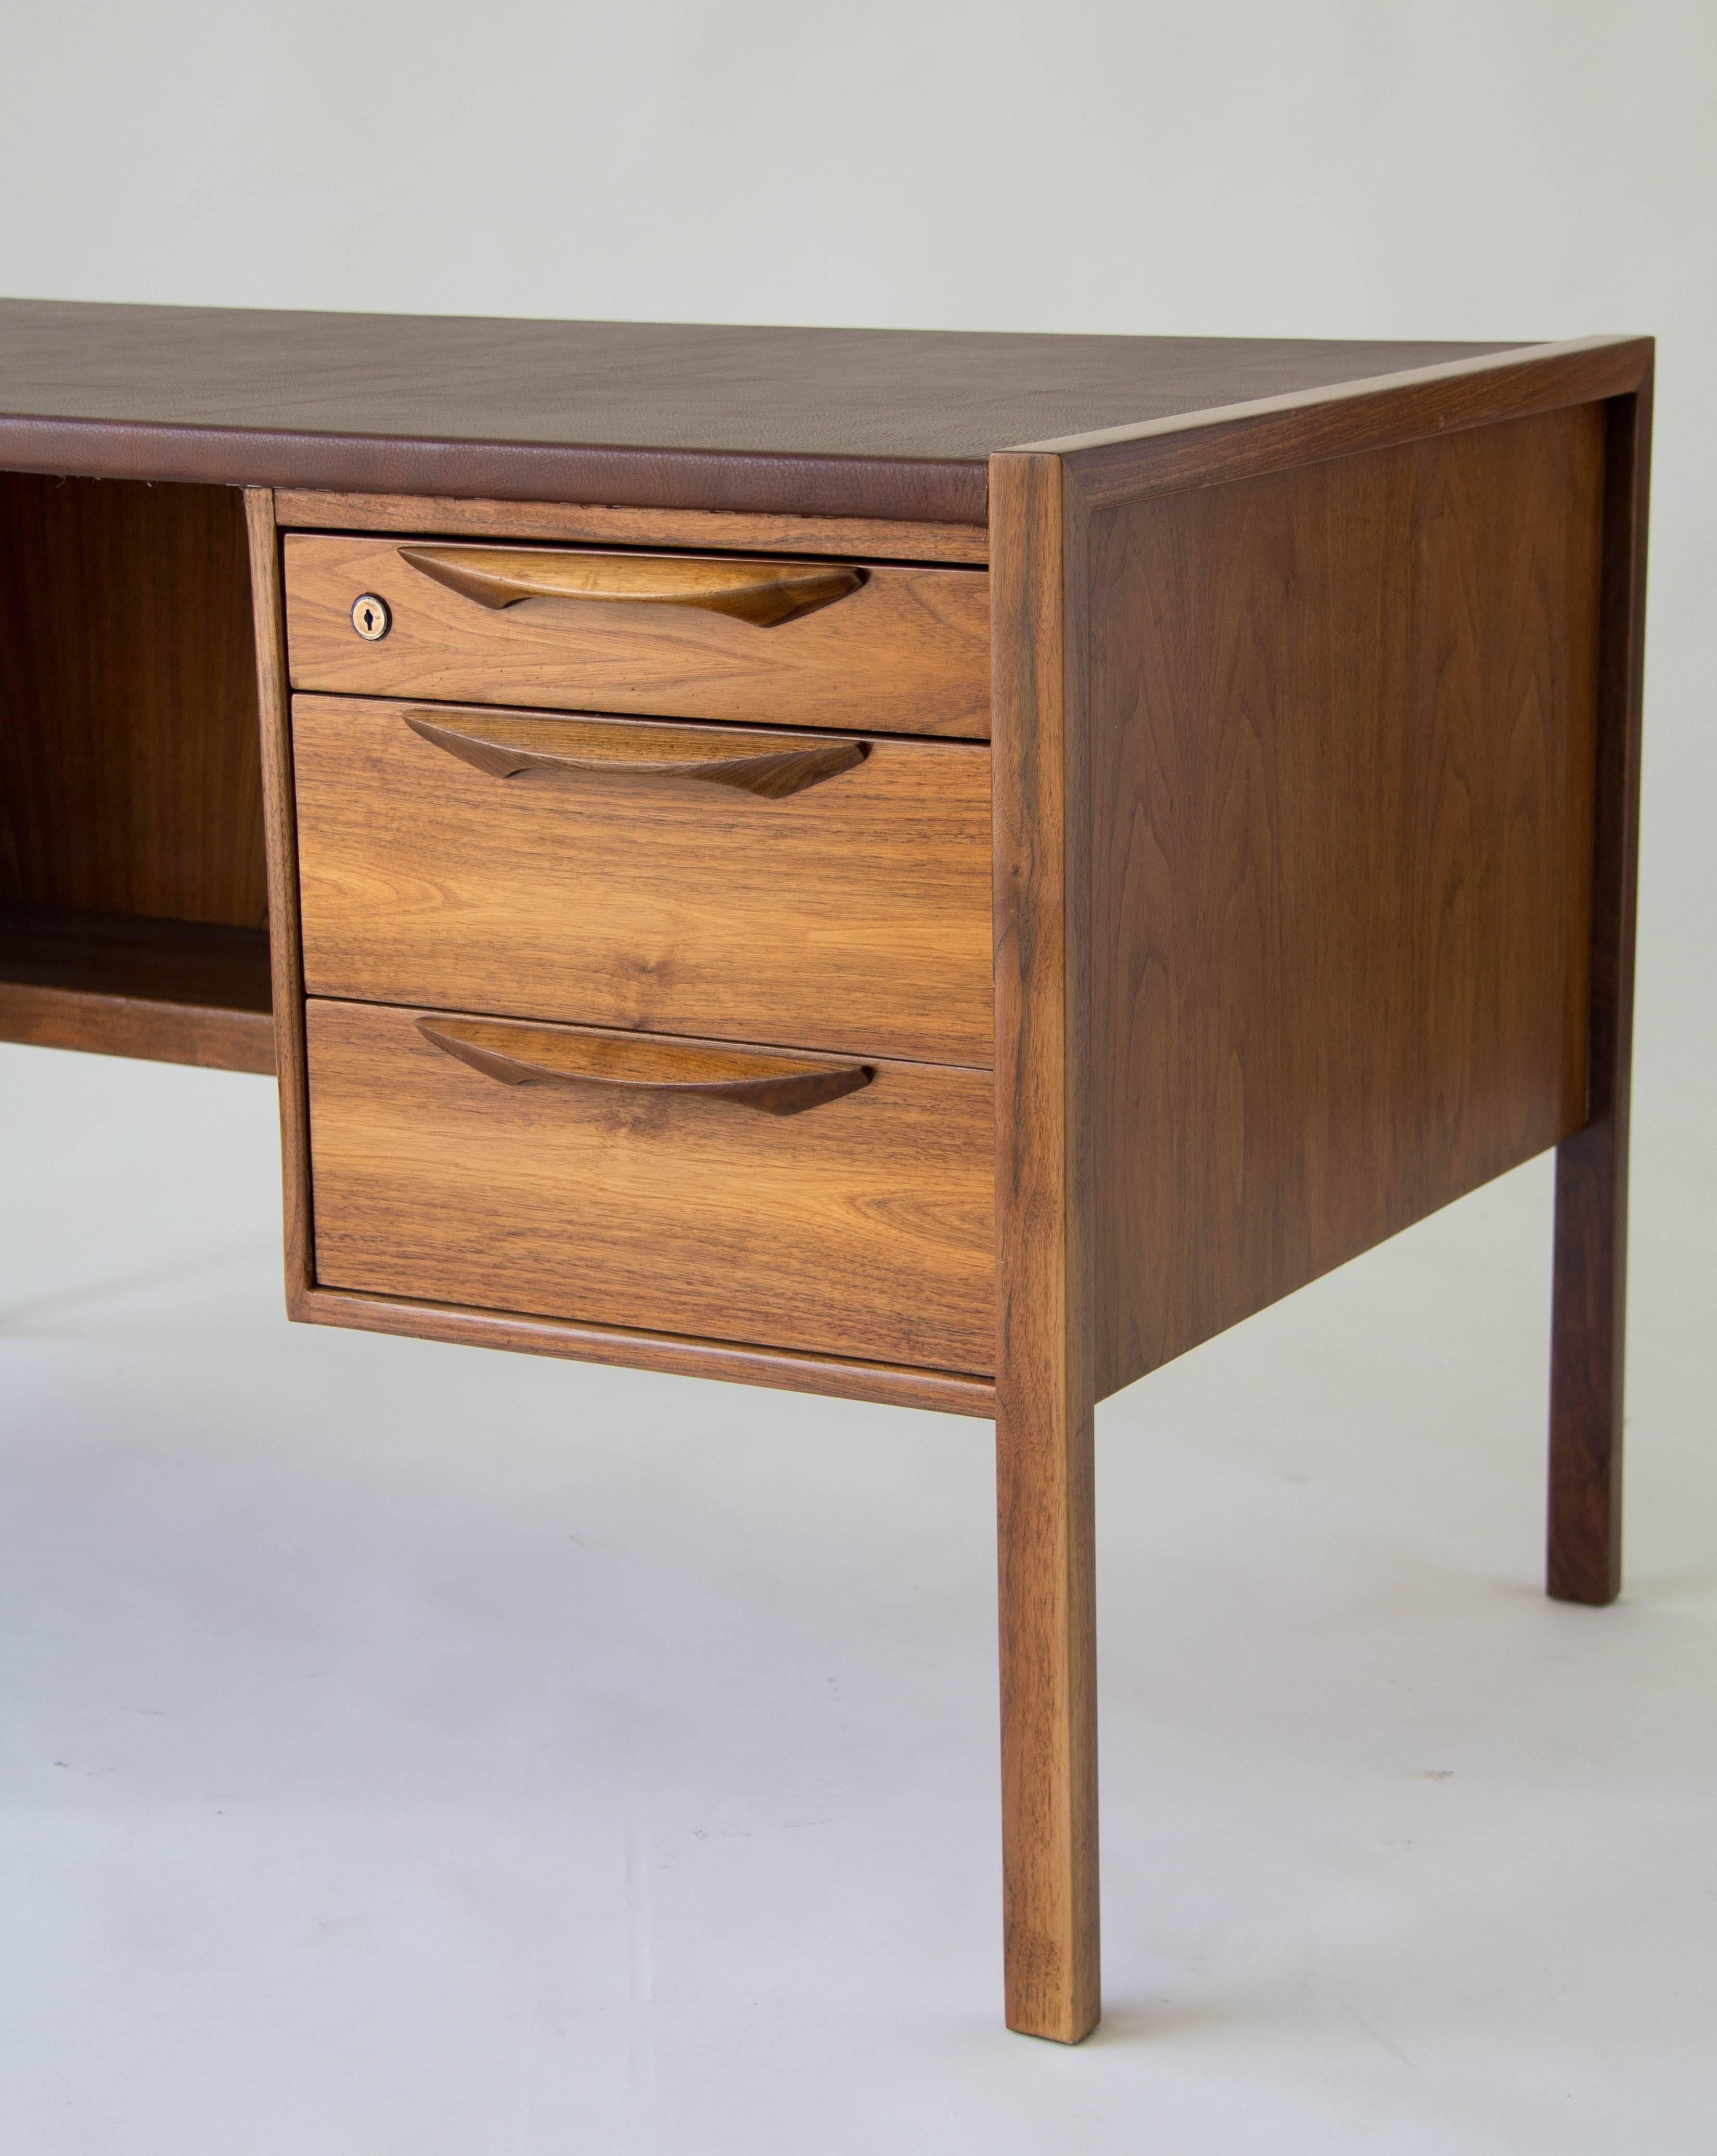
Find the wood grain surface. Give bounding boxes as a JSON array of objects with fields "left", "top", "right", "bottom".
[
  {"left": 299, "top": 1285, "right": 996, "bottom": 1417},
  {"left": 306, "top": 999, "right": 996, "bottom": 1375},
  {"left": 1548, "top": 374, "right": 1654, "bottom": 1605},
  {"left": 272, "top": 490, "right": 991, "bottom": 566},
  {"left": 292, "top": 695, "right": 992, "bottom": 1065},
  {"left": 1084, "top": 403, "right": 1607, "bottom": 1398},
  {"left": 0, "top": 472, "right": 264, "bottom": 924},
  {"left": 400, "top": 709, "right": 869, "bottom": 798},
  {"left": 0, "top": 906, "right": 273, "bottom": 1071},
  {"left": 284, "top": 533, "right": 992, "bottom": 738},
  {"left": 990, "top": 451, "right": 1100, "bottom": 2044},
  {"left": 245, "top": 488, "right": 317, "bottom": 1304},
  {"left": 415, "top": 1015, "right": 875, "bottom": 1117},
  {"left": 1045, "top": 335, "right": 1650, "bottom": 502},
  {"left": 395, "top": 543, "right": 865, "bottom": 627}
]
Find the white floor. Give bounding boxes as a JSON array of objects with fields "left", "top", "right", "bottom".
[{"left": 2, "top": 1039, "right": 1712, "bottom": 2155}]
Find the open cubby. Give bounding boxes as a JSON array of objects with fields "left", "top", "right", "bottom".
[{"left": 0, "top": 472, "right": 273, "bottom": 1070}]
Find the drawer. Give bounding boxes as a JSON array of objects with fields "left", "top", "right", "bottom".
[
  {"left": 293, "top": 696, "right": 993, "bottom": 1066},
  {"left": 305, "top": 999, "right": 996, "bottom": 1374},
  {"left": 284, "top": 533, "right": 991, "bottom": 738}
]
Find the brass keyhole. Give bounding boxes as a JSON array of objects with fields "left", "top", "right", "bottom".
[{"left": 351, "top": 593, "right": 391, "bottom": 641}]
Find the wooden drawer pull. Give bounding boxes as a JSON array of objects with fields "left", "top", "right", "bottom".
[
  {"left": 403, "top": 711, "right": 867, "bottom": 800},
  {"left": 398, "top": 546, "right": 865, "bottom": 627},
  {"left": 416, "top": 1017, "right": 874, "bottom": 1117}
]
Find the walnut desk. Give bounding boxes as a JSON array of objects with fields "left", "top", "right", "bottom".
[{"left": 0, "top": 302, "right": 1651, "bottom": 2042}]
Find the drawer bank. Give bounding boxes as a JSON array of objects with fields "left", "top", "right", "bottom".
[{"left": 0, "top": 302, "right": 1651, "bottom": 2043}]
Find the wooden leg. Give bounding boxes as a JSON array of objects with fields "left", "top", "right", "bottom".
[
  {"left": 1548, "top": 1119, "right": 1628, "bottom": 1603},
  {"left": 996, "top": 1385, "right": 1099, "bottom": 2042},
  {"left": 991, "top": 446, "right": 1099, "bottom": 2037},
  {"left": 1545, "top": 382, "right": 1651, "bottom": 1608}
]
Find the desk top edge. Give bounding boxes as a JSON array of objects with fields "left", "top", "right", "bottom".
[{"left": 0, "top": 301, "right": 1634, "bottom": 523}]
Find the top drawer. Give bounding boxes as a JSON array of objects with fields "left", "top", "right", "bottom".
[{"left": 283, "top": 534, "right": 992, "bottom": 738}]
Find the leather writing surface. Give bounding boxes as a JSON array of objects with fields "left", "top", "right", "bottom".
[{"left": 0, "top": 299, "right": 1510, "bottom": 521}]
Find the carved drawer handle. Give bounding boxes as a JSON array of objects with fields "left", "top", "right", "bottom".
[
  {"left": 404, "top": 711, "right": 867, "bottom": 800},
  {"left": 416, "top": 1017, "right": 874, "bottom": 1118},
  {"left": 397, "top": 545, "right": 864, "bottom": 627}
]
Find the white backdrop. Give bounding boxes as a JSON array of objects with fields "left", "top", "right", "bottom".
[{"left": 2, "top": 7, "right": 1713, "bottom": 2152}]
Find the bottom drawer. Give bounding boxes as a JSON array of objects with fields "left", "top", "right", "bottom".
[{"left": 305, "top": 999, "right": 996, "bottom": 1374}]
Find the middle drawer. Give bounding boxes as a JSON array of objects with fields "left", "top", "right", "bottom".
[{"left": 293, "top": 695, "right": 994, "bottom": 1066}]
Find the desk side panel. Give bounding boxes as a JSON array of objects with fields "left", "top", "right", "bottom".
[{"left": 1087, "top": 403, "right": 1606, "bottom": 1398}]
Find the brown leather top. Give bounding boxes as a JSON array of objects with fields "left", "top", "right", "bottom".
[{"left": 0, "top": 299, "right": 1516, "bottom": 523}]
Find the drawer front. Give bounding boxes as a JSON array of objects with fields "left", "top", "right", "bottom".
[
  {"left": 293, "top": 696, "right": 993, "bottom": 1066},
  {"left": 284, "top": 534, "right": 992, "bottom": 738},
  {"left": 306, "top": 999, "right": 996, "bottom": 1374}
]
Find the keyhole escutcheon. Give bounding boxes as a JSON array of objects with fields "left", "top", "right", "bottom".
[{"left": 351, "top": 593, "right": 392, "bottom": 641}]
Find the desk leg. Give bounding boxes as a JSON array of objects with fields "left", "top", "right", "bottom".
[
  {"left": 991, "top": 444, "right": 1100, "bottom": 2041},
  {"left": 1548, "top": 1124, "right": 1628, "bottom": 1603},
  {"left": 1547, "top": 381, "right": 1651, "bottom": 1609},
  {"left": 996, "top": 1379, "right": 1099, "bottom": 2042}
]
